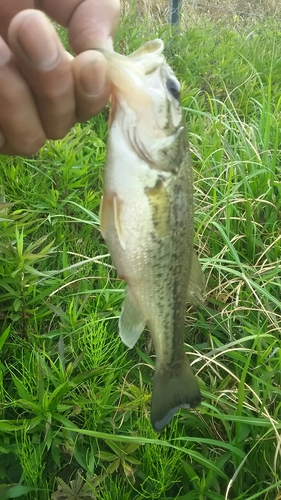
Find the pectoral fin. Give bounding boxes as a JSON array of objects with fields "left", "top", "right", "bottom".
[
  {"left": 186, "top": 252, "right": 205, "bottom": 307},
  {"left": 99, "top": 193, "right": 126, "bottom": 250},
  {"left": 119, "top": 289, "right": 146, "bottom": 348},
  {"left": 113, "top": 195, "right": 126, "bottom": 250},
  {"left": 99, "top": 192, "right": 113, "bottom": 239}
]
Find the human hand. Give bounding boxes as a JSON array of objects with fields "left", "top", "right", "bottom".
[{"left": 0, "top": 0, "right": 120, "bottom": 155}]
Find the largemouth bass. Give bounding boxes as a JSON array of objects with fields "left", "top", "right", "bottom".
[{"left": 99, "top": 39, "right": 204, "bottom": 431}]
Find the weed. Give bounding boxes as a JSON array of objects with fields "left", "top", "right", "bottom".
[{"left": 0, "top": 8, "right": 280, "bottom": 500}]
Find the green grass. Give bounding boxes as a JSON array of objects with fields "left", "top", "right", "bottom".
[{"left": 1, "top": 13, "right": 281, "bottom": 500}]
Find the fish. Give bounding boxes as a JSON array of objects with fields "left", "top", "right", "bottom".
[{"left": 99, "top": 39, "right": 204, "bottom": 431}]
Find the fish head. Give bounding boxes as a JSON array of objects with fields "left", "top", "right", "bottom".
[{"left": 100, "top": 39, "right": 187, "bottom": 171}]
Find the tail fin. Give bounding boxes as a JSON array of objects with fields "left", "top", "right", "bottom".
[{"left": 151, "top": 359, "right": 201, "bottom": 431}]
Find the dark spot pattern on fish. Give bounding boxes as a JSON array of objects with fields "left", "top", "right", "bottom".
[
  {"left": 102, "top": 40, "right": 202, "bottom": 429},
  {"left": 145, "top": 178, "right": 171, "bottom": 238}
]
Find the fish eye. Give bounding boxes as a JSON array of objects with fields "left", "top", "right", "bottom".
[{"left": 166, "top": 78, "right": 181, "bottom": 100}]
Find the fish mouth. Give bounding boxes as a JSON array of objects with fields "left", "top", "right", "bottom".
[
  {"left": 96, "top": 39, "right": 165, "bottom": 108},
  {"left": 97, "top": 38, "right": 164, "bottom": 76}
]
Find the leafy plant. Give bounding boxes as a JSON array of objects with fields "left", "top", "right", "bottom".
[{"left": 0, "top": 7, "right": 281, "bottom": 500}]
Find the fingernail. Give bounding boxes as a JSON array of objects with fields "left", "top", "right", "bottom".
[
  {"left": 0, "top": 36, "right": 10, "bottom": 65},
  {"left": 81, "top": 56, "right": 107, "bottom": 96},
  {"left": 106, "top": 37, "right": 114, "bottom": 51},
  {"left": 93, "top": 37, "right": 113, "bottom": 51},
  {"left": 16, "top": 13, "right": 59, "bottom": 70}
]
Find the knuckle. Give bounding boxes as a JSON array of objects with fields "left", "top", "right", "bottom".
[{"left": 40, "top": 69, "right": 73, "bottom": 102}]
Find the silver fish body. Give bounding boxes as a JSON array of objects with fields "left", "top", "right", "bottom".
[{"left": 99, "top": 40, "right": 204, "bottom": 430}]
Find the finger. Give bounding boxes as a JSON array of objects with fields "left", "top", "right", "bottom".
[
  {"left": 72, "top": 50, "right": 110, "bottom": 121},
  {"left": 0, "top": 0, "right": 34, "bottom": 41},
  {"left": 8, "top": 10, "right": 76, "bottom": 139},
  {"left": 0, "top": 35, "right": 46, "bottom": 156},
  {"left": 38, "top": 0, "right": 120, "bottom": 52}
]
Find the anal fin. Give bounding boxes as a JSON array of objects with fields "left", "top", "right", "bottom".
[{"left": 119, "top": 289, "right": 146, "bottom": 349}]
